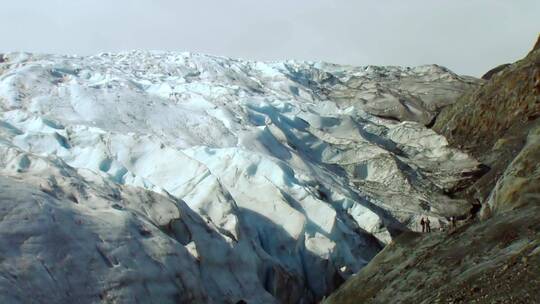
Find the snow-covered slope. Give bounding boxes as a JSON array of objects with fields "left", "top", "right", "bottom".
[{"left": 0, "top": 51, "right": 479, "bottom": 303}]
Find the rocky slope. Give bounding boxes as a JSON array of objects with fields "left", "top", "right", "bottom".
[
  {"left": 324, "top": 37, "right": 540, "bottom": 304},
  {"left": 434, "top": 37, "right": 540, "bottom": 203},
  {"left": 324, "top": 204, "right": 540, "bottom": 304},
  {"left": 0, "top": 51, "right": 479, "bottom": 303}
]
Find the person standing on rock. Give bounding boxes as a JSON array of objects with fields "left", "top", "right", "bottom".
[
  {"left": 420, "top": 217, "right": 426, "bottom": 233},
  {"left": 426, "top": 217, "right": 431, "bottom": 233}
]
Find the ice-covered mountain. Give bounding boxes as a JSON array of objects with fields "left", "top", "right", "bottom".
[{"left": 0, "top": 51, "right": 479, "bottom": 303}]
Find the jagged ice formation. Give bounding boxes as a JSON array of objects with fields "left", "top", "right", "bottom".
[{"left": 0, "top": 51, "right": 479, "bottom": 303}]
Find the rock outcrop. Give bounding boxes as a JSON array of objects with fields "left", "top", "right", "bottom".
[
  {"left": 480, "top": 63, "right": 510, "bottom": 80},
  {"left": 434, "top": 38, "right": 540, "bottom": 204}
]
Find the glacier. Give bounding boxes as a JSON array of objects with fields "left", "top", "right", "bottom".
[{"left": 0, "top": 51, "right": 480, "bottom": 303}]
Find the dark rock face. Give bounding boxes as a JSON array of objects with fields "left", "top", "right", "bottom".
[
  {"left": 531, "top": 34, "right": 540, "bottom": 53},
  {"left": 481, "top": 63, "right": 510, "bottom": 80}
]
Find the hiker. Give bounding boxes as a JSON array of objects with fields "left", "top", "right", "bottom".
[
  {"left": 425, "top": 217, "right": 431, "bottom": 233},
  {"left": 450, "top": 216, "right": 457, "bottom": 229},
  {"left": 420, "top": 217, "right": 426, "bottom": 233}
]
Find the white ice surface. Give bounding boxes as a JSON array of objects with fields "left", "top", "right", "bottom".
[{"left": 0, "top": 51, "right": 479, "bottom": 303}]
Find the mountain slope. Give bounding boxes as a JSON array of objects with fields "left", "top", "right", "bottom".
[
  {"left": 0, "top": 51, "right": 478, "bottom": 303},
  {"left": 323, "top": 204, "right": 540, "bottom": 304},
  {"left": 433, "top": 39, "right": 540, "bottom": 203},
  {"left": 324, "top": 37, "right": 540, "bottom": 304}
]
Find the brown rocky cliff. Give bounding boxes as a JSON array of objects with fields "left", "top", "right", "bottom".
[
  {"left": 433, "top": 38, "right": 540, "bottom": 202},
  {"left": 530, "top": 33, "right": 540, "bottom": 53}
]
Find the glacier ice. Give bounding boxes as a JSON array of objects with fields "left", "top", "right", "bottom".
[{"left": 0, "top": 51, "right": 480, "bottom": 303}]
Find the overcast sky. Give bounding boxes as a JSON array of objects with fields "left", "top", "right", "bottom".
[{"left": 0, "top": 1, "right": 538, "bottom": 76}]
